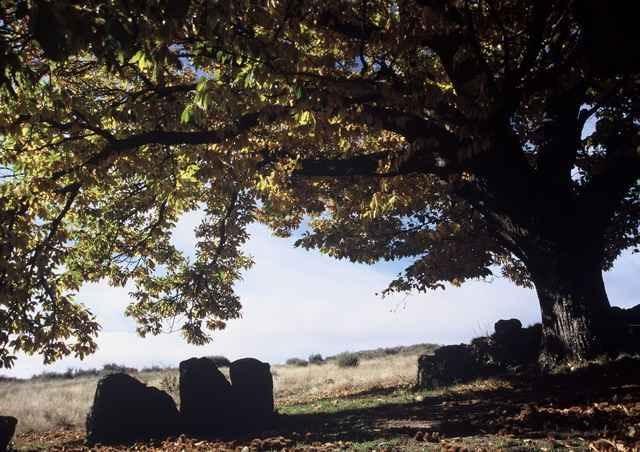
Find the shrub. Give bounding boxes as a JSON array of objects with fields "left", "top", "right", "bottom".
[
  {"left": 0, "top": 375, "right": 19, "bottom": 383},
  {"left": 207, "top": 355, "right": 231, "bottom": 367},
  {"left": 336, "top": 352, "right": 360, "bottom": 368},
  {"left": 159, "top": 373, "right": 179, "bottom": 400},
  {"left": 308, "top": 353, "right": 325, "bottom": 365},
  {"left": 286, "top": 358, "right": 308, "bottom": 367},
  {"left": 71, "top": 368, "right": 100, "bottom": 378},
  {"left": 31, "top": 370, "right": 74, "bottom": 381},
  {"left": 102, "top": 363, "right": 138, "bottom": 374},
  {"left": 140, "top": 365, "right": 172, "bottom": 373}
]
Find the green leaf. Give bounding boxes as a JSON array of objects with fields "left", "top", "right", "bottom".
[{"left": 180, "top": 104, "right": 193, "bottom": 124}]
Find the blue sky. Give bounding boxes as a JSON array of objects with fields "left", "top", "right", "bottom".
[{"left": 4, "top": 210, "right": 640, "bottom": 378}]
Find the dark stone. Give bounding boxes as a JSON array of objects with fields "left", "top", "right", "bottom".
[
  {"left": 609, "top": 305, "right": 640, "bottom": 353},
  {"left": 611, "top": 304, "right": 640, "bottom": 332},
  {"left": 494, "top": 318, "right": 522, "bottom": 338},
  {"left": 416, "top": 344, "right": 483, "bottom": 389},
  {"left": 179, "top": 357, "right": 233, "bottom": 435},
  {"left": 518, "top": 324, "right": 543, "bottom": 365},
  {"left": 616, "top": 304, "right": 640, "bottom": 324},
  {"left": 0, "top": 416, "right": 17, "bottom": 452},
  {"left": 86, "top": 373, "right": 179, "bottom": 445},
  {"left": 491, "top": 320, "right": 541, "bottom": 368},
  {"left": 229, "top": 358, "right": 275, "bottom": 430},
  {"left": 416, "top": 319, "right": 544, "bottom": 389},
  {"left": 470, "top": 335, "right": 495, "bottom": 365}
]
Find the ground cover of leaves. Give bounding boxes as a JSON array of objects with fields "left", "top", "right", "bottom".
[{"left": 12, "top": 359, "right": 640, "bottom": 451}]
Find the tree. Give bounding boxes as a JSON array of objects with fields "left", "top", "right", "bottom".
[{"left": 0, "top": 0, "right": 638, "bottom": 368}]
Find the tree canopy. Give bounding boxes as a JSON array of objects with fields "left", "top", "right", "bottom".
[{"left": 0, "top": 0, "right": 639, "bottom": 367}]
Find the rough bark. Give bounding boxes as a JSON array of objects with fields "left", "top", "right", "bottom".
[{"left": 528, "top": 248, "right": 619, "bottom": 367}]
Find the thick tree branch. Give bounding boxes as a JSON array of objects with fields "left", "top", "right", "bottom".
[
  {"left": 503, "top": 0, "right": 551, "bottom": 112},
  {"left": 294, "top": 148, "right": 459, "bottom": 179},
  {"left": 580, "top": 125, "right": 640, "bottom": 235},
  {"left": 51, "top": 106, "right": 290, "bottom": 180},
  {"left": 415, "top": 0, "right": 497, "bottom": 110},
  {"left": 536, "top": 84, "right": 585, "bottom": 189},
  {"left": 93, "top": 106, "right": 289, "bottom": 160}
]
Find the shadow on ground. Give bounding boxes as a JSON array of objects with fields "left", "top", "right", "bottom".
[
  {"left": 15, "top": 358, "right": 640, "bottom": 451},
  {"left": 275, "top": 358, "right": 640, "bottom": 449}
]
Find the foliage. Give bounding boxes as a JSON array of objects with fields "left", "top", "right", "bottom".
[
  {"left": 328, "top": 343, "right": 439, "bottom": 362},
  {"left": 285, "top": 358, "right": 308, "bottom": 367},
  {"left": 336, "top": 352, "right": 360, "bottom": 368},
  {"left": 0, "top": 0, "right": 639, "bottom": 366},
  {"left": 31, "top": 369, "right": 77, "bottom": 381},
  {"left": 159, "top": 373, "right": 180, "bottom": 400},
  {"left": 206, "top": 355, "right": 231, "bottom": 368},
  {"left": 29, "top": 363, "right": 136, "bottom": 380},
  {"left": 308, "top": 354, "right": 325, "bottom": 365},
  {"left": 101, "top": 363, "right": 138, "bottom": 374},
  {"left": 141, "top": 365, "right": 174, "bottom": 373}
]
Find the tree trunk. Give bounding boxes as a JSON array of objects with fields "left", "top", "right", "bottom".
[{"left": 528, "top": 249, "right": 620, "bottom": 367}]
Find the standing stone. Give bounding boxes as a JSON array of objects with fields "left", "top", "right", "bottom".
[
  {"left": 492, "top": 319, "right": 541, "bottom": 367},
  {"left": 416, "top": 344, "right": 482, "bottom": 389},
  {"left": 0, "top": 416, "right": 17, "bottom": 452},
  {"left": 494, "top": 318, "right": 523, "bottom": 339},
  {"left": 179, "top": 357, "right": 233, "bottom": 435},
  {"left": 229, "top": 358, "right": 274, "bottom": 430},
  {"left": 86, "top": 373, "right": 179, "bottom": 445}
]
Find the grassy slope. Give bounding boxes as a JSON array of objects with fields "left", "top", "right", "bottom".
[
  {"left": 4, "top": 350, "right": 640, "bottom": 451},
  {"left": 0, "top": 347, "right": 431, "bottom": 434}
]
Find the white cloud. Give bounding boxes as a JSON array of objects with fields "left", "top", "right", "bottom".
[{"left": 3, "top": 216, "right": 637, "bottom": 378}]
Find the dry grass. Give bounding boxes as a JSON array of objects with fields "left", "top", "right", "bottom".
[
  {"left": 0, "top": 353, "right": 421, "bottom": 434},
  {"left": 0, "top": 371, "right": 171, "bottom": 434},
  {"left": 273, "top": 353, "right": 418, "bottom": 405}
]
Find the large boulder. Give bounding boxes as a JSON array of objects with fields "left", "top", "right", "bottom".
[
  {"left": 0, "top": 416, "right": 17, "bottom": 452},
  {"left": 416, "top": 319, "right": 543, "bottom": 389},
  {"left": 491, "top": 319, "right": 541, "bottom": 368},
  {"left": 179, "top": 357, "right": 233, "bottom": 435},
  {"left": 416, "top": 344, "right": 483, "bottom": 389},
  {"left": 517, "top": 323, "right": 543, "bottom": 365},
  {"left": 86, "top": 373, "right": 179, "bottom": 445},
  {"left": 605, "top": 305, "right": 640, "bottom": 353},
  {"left": 494, "top": 318, "right": 522, "bottom": 338},
  {"left": 610, "top": 304, "right": 640, "bottom": 337},
  {"left": 229, "top": 358, "right": 275, "bottom": 430}
]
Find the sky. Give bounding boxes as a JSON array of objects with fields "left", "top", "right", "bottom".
[{"left": 4, "top": 210, "right": 640, "bottom": 378}]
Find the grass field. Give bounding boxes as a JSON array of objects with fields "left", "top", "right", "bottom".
[
  {"left": 2, "top": 347, "right": 640, "bottom": 451},
  {"left": 0, "top": 345, "right": 433, "bottom": 434}
]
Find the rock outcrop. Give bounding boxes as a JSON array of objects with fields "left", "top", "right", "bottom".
[
  {"left": 229, "top": 358, "right": 275, "bottom": 430},
  {"left": 416, "top": 344, "right": 485, "bottom": 388},
  {"left": 86, "top": 373, "right": 179, "bottom": 445},
  {"left": 85, "top": 355, "right": 278, "bottom": 443},
  {"left": 179, "top": 357, "right": 233, "bottom": 435},
  {"left": 0, "top": 416, "right": 17, "bottom": 452},
  {"left": 416, "top": 319, "right": 543, "bottom": 389}
]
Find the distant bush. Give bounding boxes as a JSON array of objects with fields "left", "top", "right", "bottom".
[
  {"left": 31, "top": 370, "right": 74, "bottom": 381},
  {"left": 30, "top": 364, "right": 134, "bottom": 381},
  {"left": 308, "top": 354, "right": 325, "bottom": 365},
  {"left": 159, "top": 373, "right": 179, "bottom": 400},
  {"left": 286, "top": 358, "right": 308, "bottom": 367},
  {"left": 102, "top": 363, "right": 138, "bottom": 374},
  {"left": 141, "top": 365, "right": 173, "bottom": 373},
  {"left": 336, "top": 352, "right": 360, "bottom": 368},
  {"left": 326, "top": 343, "right": 440, "bottom": 363},
  {"left": 0, "top": 375, "right": 19, "bottom": 383},
  {"left": 207, "top": 355, "right": 231, "bottom": 367},
  {"left": 71, "top": 368, "right": 100, "bottom": 378}
]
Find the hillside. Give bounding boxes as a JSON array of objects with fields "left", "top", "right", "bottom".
[
  {"left": 0, "top": 345, "right": 430, "bottom": 435},
  {"left": 2, "top": 346, "right": 640, "bottom": 451}
]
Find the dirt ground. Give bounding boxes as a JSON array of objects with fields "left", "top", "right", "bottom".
[{"left": 12, "top": 358, "right": 640, "bottom": 451}]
